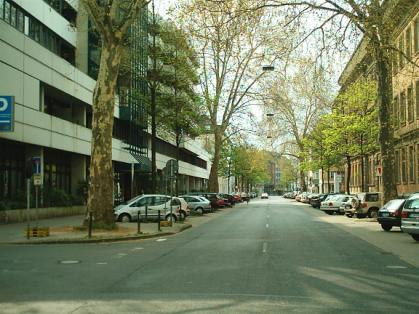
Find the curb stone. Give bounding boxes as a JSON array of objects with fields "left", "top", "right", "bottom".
[{"left": 8, "top": 223, "right": 193, "bottom": 245}]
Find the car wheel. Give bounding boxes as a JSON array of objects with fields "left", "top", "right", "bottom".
[
  {"left": 119, "top": 214, "right": 131, "bottom": 223},
  {"left": 368, "top": 209, "right": 378, "bottom": 218},
  {"left": 346, "top": 214, "right": 353, "bottom": 218},
  {"left": 381, "top": 224, "right": 392, "bottom": 231},
  {"left": 166, "top": 214, "right": 177, "bottom": 222},
  {"left": 195, "top": 207, "right": 204, "bottom": 215},
  {"left": 325, "top": 211, "right": 334, "bottom": 215},
  {"left": 411, "top": 234, "right": 419, "bottom": 242}
]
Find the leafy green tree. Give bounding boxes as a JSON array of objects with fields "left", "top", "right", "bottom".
[{"left": 80, "top": 0, "right": 149, "bottom": 227}]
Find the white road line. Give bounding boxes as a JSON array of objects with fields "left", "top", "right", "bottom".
[
  {"left": 131, "top": 247, "right": 144, "bottom": 251},
  {"left": 266, "top": 224, "right": 269, "bottom": 228},
  {"left": 96, "top": 262, "right": 108, "bottom": 265},
  {"left": 386, "top": 265, "right": 407, "bottom": 269},
  {"left": 156, "top": 238, "right": 167, "bottom": 242},
  {"left": 262, "top": 242, "right": 268, "bottom": 253}
]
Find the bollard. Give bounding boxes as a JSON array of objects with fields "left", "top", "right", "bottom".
[
  {"left": 137, "top": 211, "right": 141, "bottom": 234},
  {"left": 88, "top": 211, "right": 93, "bottom": 238},
  {"left": 158, "top": 210, "right": 161, "bottom": 231},
  {"left": 145, "top": 205, "right": 148, "bottom": 222}
]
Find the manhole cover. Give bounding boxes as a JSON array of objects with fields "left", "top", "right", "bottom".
[{"left": 59, "top": 260, "right": 81, "bottom": 264}]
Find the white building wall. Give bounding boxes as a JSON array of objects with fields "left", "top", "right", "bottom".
[{"left": 0, "top": 1, "right": 211, "bottom": 194}]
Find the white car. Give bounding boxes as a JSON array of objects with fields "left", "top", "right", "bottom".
[
  {"left": 261, "top": 193, "right": 269, "bottom": 199},
  {"left": 320, "top": 194, "right": 351, "bottom": 215},
  {"left": 114, "top": 194, "right": 187, "bottom": 222}
]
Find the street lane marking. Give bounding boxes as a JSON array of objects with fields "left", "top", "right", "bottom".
[
  {"left": 131, "top": 247, "right": 144, "bottom": 251},
  {"left": 386, "top": 265, "right": 407, "bottom": 269},
  {"left": 96, "top": 262, "right": 108, "bottom": 265},
  {"left": 262, "top": 242, "right": 268, "bottom": 253},
  {"left": 59, "top": 260, "right": 80, "bottom": 264},
  {"left": 266, "top": 224, "right": 269, "bottom": 228},
  {"left": 156, "top": 238, "right": 167, "bottom": 242}
]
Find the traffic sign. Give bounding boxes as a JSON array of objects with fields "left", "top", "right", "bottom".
[
  {"left": 0, "top": 96, "right": 14, "bottom": 132},
  {"left": 33, "top": 174, "right": 42, "bottom": 186}
]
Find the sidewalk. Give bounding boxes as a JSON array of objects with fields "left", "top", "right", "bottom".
[
  {"left": 0, "top": 205, "right": 238, "bottom": 244},
  {"left": 0, "top": 214, "right": 192, "bottom": 244}
]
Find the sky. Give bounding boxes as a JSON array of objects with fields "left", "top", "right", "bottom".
[{"left": 155, "top": 0, "right": 175, "bottom": 18}]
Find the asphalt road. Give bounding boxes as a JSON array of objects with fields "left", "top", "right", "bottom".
[{"left": 1, "top": 197, "right": 419, "bottom": 313}]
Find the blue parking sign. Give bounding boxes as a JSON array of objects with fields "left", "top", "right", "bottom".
[{"left": 0, "top": 96, "right": 14, "bottom": 132}]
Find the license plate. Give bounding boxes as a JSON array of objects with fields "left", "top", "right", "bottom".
[{"left": 381, "top": 212, "right": 389, "bottom": 217}]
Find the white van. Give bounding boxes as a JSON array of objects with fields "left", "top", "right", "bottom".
[{"left": 114, "top": 194, "right": 187, "bottom": 222}]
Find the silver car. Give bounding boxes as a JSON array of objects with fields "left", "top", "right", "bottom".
[
  {"left": 114, "top": 194, "right": 185, "bottom": 222},
  {"left": 320, "top": 194, "right": 350, "bottom": 215},
  {"left": 401, "top": 193, "right": 419, "bottom": 241},
  {"left": 181, "top": 195, "right": 212, "bottom": 215}
]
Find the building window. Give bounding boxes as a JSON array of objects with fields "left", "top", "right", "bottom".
[
  {"left": 402, "top": 148, "right": 407, "bottom": 183},
  {"left": 395, "top": 150, "right": 400, "bottom": 184},
  {"left": 400, "top": 90, "right": 406, "bottom": 126},
  {"left": 4, "top": 0, "right": 10, "bottom": 23},
  {"left": 409, "top": 146, "right": 415, "bottom": 183},
  {"left": 408, "top": 85, "right": 414, "bottom": 122},
  {"left": 394, "top": 96, "right": 399, "bottom": 128},
  {"left": 0, "top": 0, "right": 4, "bottom": 20},
  {"left": 416, "top": 81, "right": 419, "bottom": 120},
  {"left": 417, "top": 144, "right": 419, "bottom": 183},
  {"left": 406, "top": 26, "right": 412, "bottom": 61},
  {"left": 415, "top": 18, "right": 419, "bottom": 54},
  {"left": 399, "top": 35, "right": 405, "bottom": 68}
]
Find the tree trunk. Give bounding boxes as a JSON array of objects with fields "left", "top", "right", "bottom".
[
  {"left": 208, "top": 132, "right": 222, "bottom": 192},
  {"left": 327, "top": 167, "right": 331, "bottom": 193},
  {"left": 87, "top": 43, "right": 122, "bottom": 227},
  {"left": 321, "top": 167, "right": 324, "bottom": 194},
  {"left": 299, "top": 168, "right": 306, "bottom": 192},
  {"left": 346, "top": 155, "right": 351, "bottom": 194},
  {"left": 361, "top": 155, "right": 365, "bottom": 192},
  {"left": 373, "top": 41, "right": 397, "bottom": 202}
]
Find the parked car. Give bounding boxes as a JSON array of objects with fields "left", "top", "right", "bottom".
[
  {"left": 310, "top": 194, "right": 327, "bottom": 208},
  {"left": 342, "top": 195, "right": 359, "bottom": 218},
  {"left": 241, "top": 192, "right": 250, "bottom": 202},
  {"left": 219, "top": 193, "right": 235, "bottom": 207},
  {"left": 320, "top": 194, "right": 351, "bottom": 215},
  {"left": 377, "top": 199, "right": 405, "bottom": 231},
  {"left": 114, "top": 194, "right": 184, "bottom": 222},
  {"left": 261, "top": 193, "right": 269, "bottom": 199},
  {"left": 180, "top": 195, "right": 212, "bottom": 215},
  {"left": 232, "top": 194, "right": 242, "bottom": 203},
  {"left": 401, "top": 193, "right": 419, "bottom": 241},
  {"left": 188, "top": 192, "right": 225, "bottom": 209},
  {"left": 354, "top": 192, "right": 383, "bottom": 218}
]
